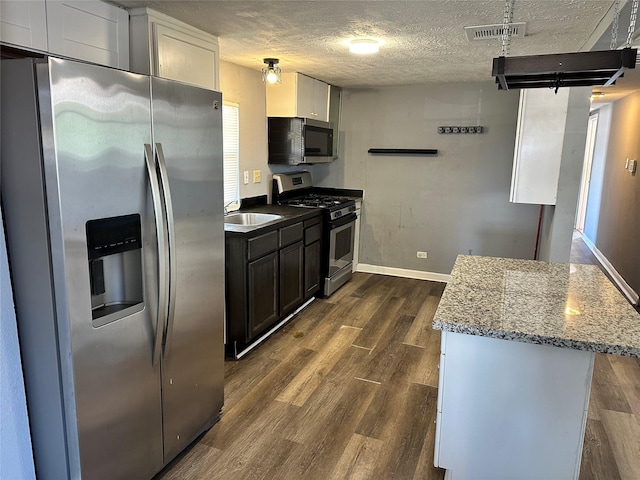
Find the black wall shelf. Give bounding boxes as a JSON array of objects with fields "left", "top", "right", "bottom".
[{"left": 368, "top": 148, "right": 438, "bottom": 155}]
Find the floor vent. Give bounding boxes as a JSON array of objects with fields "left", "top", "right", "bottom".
[{"left": 465, "top": 22, "right": 527, "bottom": 41}]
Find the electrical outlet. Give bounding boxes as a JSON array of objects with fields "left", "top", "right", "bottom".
[
  {"left": 417, "top": 251, "right": 428, "bottom": 259},
  {"left": 253, "top": 170, "right": 261, "bottom": 183},
  {"left": 243, "top": 171, "right": 249, "bottom": 185},
  {"left": 630, "top": 159, "right": 637, "bottom": 175}
]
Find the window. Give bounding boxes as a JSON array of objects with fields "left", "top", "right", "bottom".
[{"left": 222, "top": 102, "right": 239, "bottom": 204}]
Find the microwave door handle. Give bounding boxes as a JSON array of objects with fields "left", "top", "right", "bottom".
[
  {"left": 155, "top": 143, "right": 177, "bottom": 358},
  {"left": 144, "top": 144, "right": 168, "bottom": 367}
]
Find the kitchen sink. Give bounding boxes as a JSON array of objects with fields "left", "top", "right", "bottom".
[{"left": 224, "top": 212, "right": 283, "bottom": 226}]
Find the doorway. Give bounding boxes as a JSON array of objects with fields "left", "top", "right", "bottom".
[{"left": 574, "top": 113, "right": 599, "bottom": 233}]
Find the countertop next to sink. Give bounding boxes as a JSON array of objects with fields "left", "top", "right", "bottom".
[
  {"left": 432, "top": 255, "right": 640, "bottom": 358},
  {"left": 224, "top": 205, "right": 322, "bottom": 236}
]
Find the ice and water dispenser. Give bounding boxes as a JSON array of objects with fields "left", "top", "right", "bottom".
[{"left": 86, "top": 214, "right": 144, "bottom": 327}]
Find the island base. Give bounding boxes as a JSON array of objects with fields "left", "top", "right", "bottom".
[{"left": 434, "top": 331, "right": 595, "bottom": 480}]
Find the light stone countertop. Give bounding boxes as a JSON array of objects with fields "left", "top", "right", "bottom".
[{"left": 432, "top": 255, "right": 640, "bottom": 358}]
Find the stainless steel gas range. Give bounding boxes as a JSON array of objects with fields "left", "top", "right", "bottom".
[{"left": 273, "top": 172, "right": 357, "bottom": 297}]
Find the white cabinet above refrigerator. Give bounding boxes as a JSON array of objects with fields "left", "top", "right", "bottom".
[
  {"left": 0, "top": 0, "right": 129, "bottom": 70},
  {"left": 129, "top": 7, "right": 220, "bottom": 91}
]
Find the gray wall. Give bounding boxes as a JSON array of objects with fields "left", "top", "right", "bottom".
[
  {"left": 0, "top": 208, "right": 36, "bottom": 479},
  {"left": 219, "top": 61, "right": 314, "bottom": 203},
  {"left": 586, "top": 90, "right": 640, "bottom": 295},
  {"left": 219, "top": 61, "right": 270, "bottom": 201},
  {"left": 313, "top": 83, "right": 541, "bottom": 274},
  {"left": 537, "top": 87, "right": 591, "bottom": 263},
  {"left": 584, "top": 104, "right": 613, "bottom": 242}
]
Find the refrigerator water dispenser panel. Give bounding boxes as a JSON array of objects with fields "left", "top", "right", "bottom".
[{"left": 86, "top": 214, "right": 144, "bottom": 327}]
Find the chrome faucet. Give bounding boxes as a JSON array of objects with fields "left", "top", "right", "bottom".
[{"left": 223, "top": 200, "right": 236, "bottom": 215}]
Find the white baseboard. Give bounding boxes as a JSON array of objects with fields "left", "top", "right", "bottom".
[
  {"left": 579, "top": 234, "right": 640, "bottom": 305},
  {"left": 355, "top": 263, "right": 450, "bottom": 283}
]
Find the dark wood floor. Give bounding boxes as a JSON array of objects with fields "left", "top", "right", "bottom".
[
  {"left": 571, "top": 232, "right": 640, "bottom": 479},
  {"left": 155, "top": 241, "right": 639, "bottom": 479},
  {"left": 156, "top": 273, "right": 446, "bottom": 479}
]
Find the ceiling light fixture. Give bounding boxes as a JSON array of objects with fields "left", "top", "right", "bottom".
[
  {"left": 262, "top": 58, "right": 282, "bottom": 84},
  {"left": 348, "top": 38, "right": 380, "bottom": 54}
]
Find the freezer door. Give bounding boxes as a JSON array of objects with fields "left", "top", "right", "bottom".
[
  {"left": 45, "top": 58, "right": 164, "bottom": 479},
  {"left": 151, "top": 77, "right": 225, "bottom": 462}
]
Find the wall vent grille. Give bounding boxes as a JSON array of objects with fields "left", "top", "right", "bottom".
[{"left": 465, "top": 22, "right": 527, "bottom": 41}]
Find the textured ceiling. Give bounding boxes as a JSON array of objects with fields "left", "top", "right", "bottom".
[{"left": 114, "top": 0, "right": 639, "bottom": 95}]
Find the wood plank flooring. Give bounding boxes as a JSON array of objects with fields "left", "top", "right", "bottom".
[
  {"left": 155, "top": 274, "right": 446, "bottom": 480},
  {"left": 571, "top": 232, "right": 640, "bottom": 480},
  {"left": 156, "top": 241, "right": 639, "bottom": 479}
]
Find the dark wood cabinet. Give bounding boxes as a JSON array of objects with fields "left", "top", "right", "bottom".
[
  {"left": 225, "top": 211, "right": 322, "bottom": 357},
  {"left": 304, "top": 241, "right": 321, "bottom": 298},
  {"left": 303, "top": 216, "right": 322, "bottom": 299},
  {"left": 248, "top": 251, "right": 278, "bottom": 338},
  {"left": 278, "top": 221, "right": 304, "bottom": 317},
  {"left": 279, "top": 242, "right": 304, "bottom": 316}
]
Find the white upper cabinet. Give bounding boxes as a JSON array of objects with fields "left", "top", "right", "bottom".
[
  {"left": 46, "top": 1, "right": 129, "bottom": 69},
  {"left": 129, "top": 8, "right": 220, "bottom": 91},
  {"left": 0, "top": 1, "right": 48, "bottom": 51},
  {"left": 266, "top": 72, "right": 330, "bottom": 121},
  {"left": 0, "top": 1, "right": 128, "bottom": 70},
  {"left": 510, "top": 88, "right": 570, "bottom": 205}
]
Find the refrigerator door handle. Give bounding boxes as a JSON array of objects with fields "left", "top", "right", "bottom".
[
  {"left": 144, "top": 143, "right": 169, "bottom": 366},
  {"left": 155, "top": 142, "right": 177, "bottom": 357}
]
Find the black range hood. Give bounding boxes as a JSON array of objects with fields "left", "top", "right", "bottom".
[{"left": 492, "top": 47, "right": 638, "bottom": 90}]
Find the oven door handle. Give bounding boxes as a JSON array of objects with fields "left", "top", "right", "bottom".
[{"left": 329, "top": 213, "right": 357, "bottom": 229}]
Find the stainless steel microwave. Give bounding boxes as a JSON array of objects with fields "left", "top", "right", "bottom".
[{"left": 268, "top": 117, "right": 334, "bottom": 165}]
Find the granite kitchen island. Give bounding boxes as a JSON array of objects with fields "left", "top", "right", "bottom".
[{"left": 432, "top": 255, "right": 640, "bottom": 480}]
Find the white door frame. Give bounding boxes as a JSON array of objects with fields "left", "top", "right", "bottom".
[{"left": 575, "top": 113, "right": 599, "bottom": 232}]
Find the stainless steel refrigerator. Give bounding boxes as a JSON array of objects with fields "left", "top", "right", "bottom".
[{"left": 1, "top": 57, "right": 224, "bottom": 479}]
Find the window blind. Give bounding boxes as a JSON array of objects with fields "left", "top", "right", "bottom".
[{"left": 222, "top": 102, "right": 239, "bottom": 204}]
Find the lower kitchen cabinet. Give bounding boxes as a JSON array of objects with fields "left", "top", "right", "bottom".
[
  {"left": 303, "top": 216, "right": 322, "bottom": 299},
  {"left": 279, "top": 242, "right": 304, "bottom": 317},
  {"left": 225, "top": 211, "right": 322, "bottom": 357},
  {"left": 247, "top": 251, "right": 278, "bottom": 338},
  {"left": 304, "top": 241, "right": 321, "bottom": 298},
  {"left": 434, "top": 331, "right": 594, "bottom": 479}
]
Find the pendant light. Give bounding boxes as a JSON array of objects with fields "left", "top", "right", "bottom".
[{"left": 262, "top": 58, "right": 282, "bottom": 84}]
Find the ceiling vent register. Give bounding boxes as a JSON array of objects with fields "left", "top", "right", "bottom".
[{"left": 465, "top": 22, "right": 526, "bottom": 41}]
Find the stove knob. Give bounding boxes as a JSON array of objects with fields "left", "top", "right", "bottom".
[{"left": 335, "top": 211, "right": 342, "bottom": 218}]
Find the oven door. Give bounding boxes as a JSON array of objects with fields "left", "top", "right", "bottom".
[{"left": 327, "top": 213, "right": 357, "bottom": 277}]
